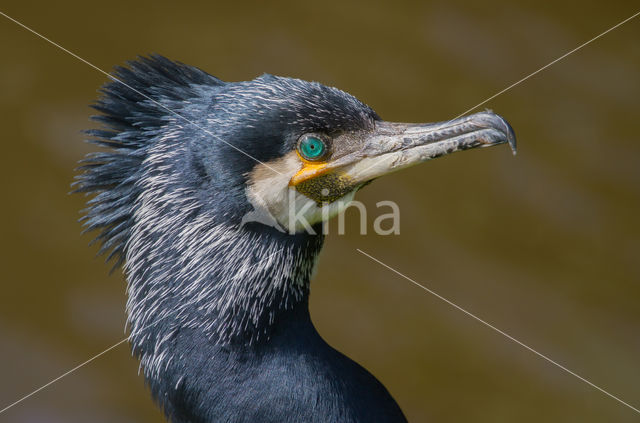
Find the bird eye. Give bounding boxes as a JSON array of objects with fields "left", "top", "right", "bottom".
[{"left": 298, "top": 135, "right": 328, "bottom": 161}]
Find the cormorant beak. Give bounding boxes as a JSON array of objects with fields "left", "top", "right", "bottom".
[{"left": 338, "top": 111, "right": 516, "bottom": 185}]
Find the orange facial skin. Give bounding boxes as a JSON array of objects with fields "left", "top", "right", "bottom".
[{"left": 289, "top": 154, "right": 331, "bottom": 186}]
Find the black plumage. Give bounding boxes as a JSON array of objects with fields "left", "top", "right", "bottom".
[{"left": 77, "top": 55, "right": 515, "bottom": 423}]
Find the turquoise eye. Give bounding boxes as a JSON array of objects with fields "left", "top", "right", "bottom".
[{"left": 298, "top": 136, "right": 327, "bottom": 161}]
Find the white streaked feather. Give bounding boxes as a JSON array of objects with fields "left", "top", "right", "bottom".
[{"left": 123, "top": 130, "right": 319, "bottom": 380}]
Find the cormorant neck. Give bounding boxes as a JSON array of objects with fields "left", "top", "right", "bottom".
[{"left": 125, "top": 218, "right": 323, "bottom": 340}]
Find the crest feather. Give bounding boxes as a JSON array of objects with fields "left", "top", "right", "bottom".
[{"left": 73, "top": 55, "right": 225, "bottom": 268}]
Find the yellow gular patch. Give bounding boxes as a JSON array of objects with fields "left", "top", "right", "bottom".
[{"left": 289, "top": 161, "right": 330, "bottom": 186}]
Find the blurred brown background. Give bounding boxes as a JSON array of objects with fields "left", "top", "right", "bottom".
[{"left": 1, "top": 1, "right": 639, "bottom": 422}]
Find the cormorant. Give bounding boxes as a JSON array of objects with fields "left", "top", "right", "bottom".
[{"left": 75, "top": 55, "right": 516, "bottom": 423}]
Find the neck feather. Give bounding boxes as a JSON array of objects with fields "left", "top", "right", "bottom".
[{"left": 124, "top": 136, "right": 323, "bottom": 379}]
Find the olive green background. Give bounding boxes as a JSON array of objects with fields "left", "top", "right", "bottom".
[{"left": 1, "top": 1, "right": 639, "bottom": 422}]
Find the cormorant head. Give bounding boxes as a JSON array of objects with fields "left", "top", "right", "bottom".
[{"left": 78, "top": 55, "right": 516, "bottom": 259}]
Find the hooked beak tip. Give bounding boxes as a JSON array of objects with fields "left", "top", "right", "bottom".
[
  {"left": 501, "top": 117, "right": 517, "bottom": 155},
  {"left": 476, "top": 111, "right": 517, "bottom": 155}
]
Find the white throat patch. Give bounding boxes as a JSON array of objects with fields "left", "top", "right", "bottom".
[{"left": 245, "top": 152, "right": 356, "bottom": 234}]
